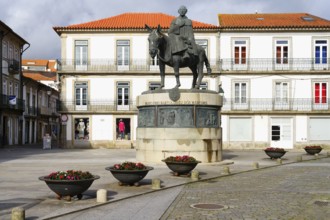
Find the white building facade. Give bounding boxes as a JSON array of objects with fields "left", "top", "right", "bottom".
[
  {"left": 54, "top": 13, "right": 220, "bottom": 148},
  {"left": 219, "top": 13, "right": 330, "bottom": 150}
]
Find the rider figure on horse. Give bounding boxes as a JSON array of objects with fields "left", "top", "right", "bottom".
[{"left": 168, "top": 5, "right": 198, "bottom": 62}]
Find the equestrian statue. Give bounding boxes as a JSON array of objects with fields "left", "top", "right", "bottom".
[{"left": 145, "top": 5, "right": 211, "bottom": 89}]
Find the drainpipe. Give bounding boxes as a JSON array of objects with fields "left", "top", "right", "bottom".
[{"left": 0, "top": 30, "right": 3, "bottom": 147}]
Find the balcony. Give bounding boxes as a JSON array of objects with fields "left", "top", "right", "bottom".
[
  {"left": 220, "top": 58, "right": 330, "bottom": 72},
  {"left": 222, "top": 98, "right": 330, "bottom": 113},
  {"left": 59, "top": 100, "right": 138, "bottom": 113},
  {"left": 24, "top": 106, "right": 37, "bottom": 116},
  {"left": 0, "top": 94, "right": 25, "bottom": 111},
  {"left": 58, "top": 59, "right": 220, "bottom": 73},
  {"left": 8, "top": 59, "right": 20, "bottom": 74}
]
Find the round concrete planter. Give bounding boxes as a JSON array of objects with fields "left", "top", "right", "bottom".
[
  {"left": 162, "top": 160, "right": 200, "bottom": 176},
  {"left": 39, "top": 175, "right": 100, "bottom": 201},
  {"left": 304, "top": 147, "right": 322, "bottom": 155},
  {"left": 264, "top": 150, "right": 287, "bottom": 159},
  {"left": 105, "top": 166, "right": 153, "bottom": 186}
]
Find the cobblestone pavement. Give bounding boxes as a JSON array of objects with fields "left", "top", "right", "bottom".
[
  {"left": 161, "top": 158, "right": 330, "bottom": 220},
  {"left": 0, "top": 146, "right": 329, "bottom": 220}
]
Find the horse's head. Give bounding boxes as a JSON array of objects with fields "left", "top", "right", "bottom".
[{"left": 145, "top": 24, "right": 163, "bottom": 59}]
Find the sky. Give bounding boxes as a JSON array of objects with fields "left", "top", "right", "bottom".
[{"left": 1, "top": 0, "right": 329, "bottom": 60}]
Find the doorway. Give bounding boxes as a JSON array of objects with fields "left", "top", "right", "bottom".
[
  {"left": 116, "top": 118, "right": 131, "bottom": 140},
  {"left": 270, "top": 117, "right": 293, "bottom": 149}
]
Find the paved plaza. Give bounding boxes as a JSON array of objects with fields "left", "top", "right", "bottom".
[{"left": 0, "top": 145, "right": 329, "bottom": 220}]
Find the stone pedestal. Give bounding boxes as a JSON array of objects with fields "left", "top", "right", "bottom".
[{"left": 136, "top": 89, "right": 222, "bottom": 163}]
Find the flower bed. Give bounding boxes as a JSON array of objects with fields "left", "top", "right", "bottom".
[
  {"left": 39, "top": 170, "right": 99, "bottom": 201},
  {"left": 105, "top": 161, "right": 153, "bottom": 186},
  {"left": 264, "top": 148, "right": 287, "bottom": 159},
  {"left": 163, "top": 155, "right": 199, "bottom": 163},
  {"left": 162, "top": 155, "right": 200, "bottom": 176},
  {"left": 112, "top": 161, "right": 147, "bottom": 170},
  {"left": 304, "top": 146, "right": 322, "bottom": 155},
  {"left": 47, "top": 170, "right": 94, "bottom": 180},
  {"left": 264, "top": 147, "right": 285, "bottom": 152}
]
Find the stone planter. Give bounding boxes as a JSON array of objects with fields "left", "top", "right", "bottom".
[
  {"left": 304, "top": 147, "right": 322, "bottom": 155},
  {"left": 39, "top": 175, "right": 100, "bottom": 201},
  {"left": 105, "top": 166, "right": 153, "bottom": 186},
  {"left": 264, "top": 150, "right": 287, "bottom": 159},
  {"left": 162, "top": 160, "right": 200, "bottom": 176}
]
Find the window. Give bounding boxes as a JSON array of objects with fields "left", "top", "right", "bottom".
[
  {"left": 9, "top": 82, "right": 13, "bottom": 95},
  {"left": 75, "top": 82, "right": 88, "bottom": 110},
  {"left": 117, "top": 82, "right": 130, "bottom": 110},
  {"left": 74, "top": 118, "right": 89, "bottom": 140},
  {"left": 271, "top": 125, "right": 280, "bottom": 141},
  {"left": 9, "top": 44, "right": 13, "bottom": 60},
  {"left": 234, "top": 82, "right": 247, "bottom": 104},
  {"left": 314, "top": 82, "right": 327, "bottom": 104},
  {"left": 149, "top": 82, "right": 161, "bottom": 90},
  {"left": 275, "top": 82, "right": 288, "bottom": 102},
  {"left": 229, "top": 118, "right": 252, "bottom": 141},
  {"left": 196, "top": 39, "right": 208, "bottom": 56},
  {"left": 276, "top": 40, "right": 288, "bottom": 64},
  {"left": 2, "top": 41, "right": 8, "bottom": 58},
  {"left": 234, "top": 40, "right": 246, "bottom": 64},
  {"left": 117, "top": 40, "right": 130, "bottom": 66},
  {"left": 75, "top": 40, "right": 88, "bottom": 70},
  {"left": 315, "top": 40, "right": 327, "bottom": 64},
  {"left": 14, "top": 83, "right": 18, "bottom": 96},
  {"left": 14, "top": 47, "right": 19, "bottom": 61},
  {"left": 3, "top": 79, "right": 7, "bottom": 95},
  {"left": 309, "top": 118, "right": 330, "bottom": 141}
]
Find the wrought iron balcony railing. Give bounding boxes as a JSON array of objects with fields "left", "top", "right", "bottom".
[
  {"left": 58, "top": 58, "right": 330, "bottom": 73},
  {"left": 59, "top": 100, "right": 137, "bottom": 112},
  {"left": 58, "top": 59, "right": 220, "bottom": 72},
  {"left": 220, "top": 58, "right": 330, "bottom": 72},
  {"left": 222, "top": 98, "right": 330, "bottom": 112},
  {"left": 24, "top": 106, "right": 37, "bottom": 116},
  {"left": 0, "top": 94, "right": 25, "bottom": 111}
]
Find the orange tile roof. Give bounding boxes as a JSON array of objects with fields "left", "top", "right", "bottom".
[
  {"left": 23, "top": 72, "right": 56, "bottom": 81},
  {"left": 218, "top": 13, "right": 330, "bottom": 29},
  {"left": 22, "top": 59, "right": 49, "bottom": 66},
  {"left": 53, "top": 13, "right": 218, "bottom": 33},
  {"left": 22, "top": 59, "right": 58, "bottom": 71}
]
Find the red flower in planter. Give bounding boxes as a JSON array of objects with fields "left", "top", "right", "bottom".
[
  {"left": 304, "top": 146, "right": 322, "bottom": 150},
  {"left": 164, "top": 155, "right": 199, "bottom": 163},
  {"left": 264, "top": 147, "right": 285, "bottom": 152},
  {"left": 112, "top": 161, "right": 147, "bottom": 170}
]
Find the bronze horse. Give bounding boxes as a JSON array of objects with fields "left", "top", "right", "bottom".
[{"left": 146, "top": 24, "right": 211, "bottom": 89}]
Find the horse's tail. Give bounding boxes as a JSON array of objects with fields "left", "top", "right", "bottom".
[{"left": 204, "top": 54, "right": 212, "bottom": 75}]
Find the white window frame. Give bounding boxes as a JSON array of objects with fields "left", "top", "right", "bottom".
[
  {"left": 274, "top": 81, "right": 290, "bottom": 110},
  {"left": 117, "top": 82, "right": 130, "bottom": 110},
  {"left": 75, "top": 82, "right": 88, "bottom": 111},
  {"left": 117, "top": 40, "right": 130, "bottom": 71},
  {"left": 75, "top": 40, "right": 88, "bottom": 71},
  {"left": 232, "top": 81, "right": 249, "bottom": 110}
]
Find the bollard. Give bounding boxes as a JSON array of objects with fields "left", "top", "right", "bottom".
[
  {"left": 152, "top": 178, "right": 161, "bottom": 190},
  {"left": 253, "top": 162, "right": 259, "bottom": 169},
  {"left": 314, "top": 153, "right": 319, "bottom": 159},
  {"left": 296, "top": 155, "right": 302, "bottom": 162},
  {"left": 96, "top": 189, "right": 107, "bottom": 203},
  {"left": 277, "top": 158, "right": 282, "bottom": 165},
  {"left": 11, "top": 207, "right": 25, "bottom": 220},
  {"left": 191, "top": 170, "right": 199, "bottom": 181},
  {"left": 223, "top": 166, "right": 230, "bottom": 175}
]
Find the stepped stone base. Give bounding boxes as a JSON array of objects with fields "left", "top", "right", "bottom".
[{"left": 136, "top": 89, "right": 223, "bottom": 163}]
